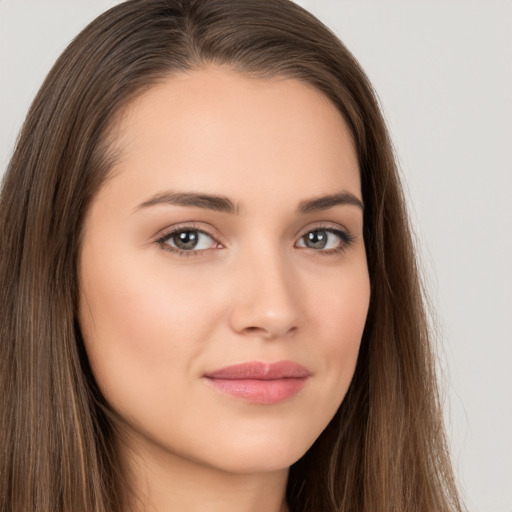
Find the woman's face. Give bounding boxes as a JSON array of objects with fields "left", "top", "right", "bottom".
[{"left": 78, "top": 66, "right": 370, "bottom": 474}]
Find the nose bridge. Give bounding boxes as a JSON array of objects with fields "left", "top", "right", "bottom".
[{"left": 229, "top": 238, "right": 301, "bottom": 338}]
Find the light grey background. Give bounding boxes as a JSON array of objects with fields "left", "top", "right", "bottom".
[{"left": 1, "top": 1, "right": 511, "bottom": 510}]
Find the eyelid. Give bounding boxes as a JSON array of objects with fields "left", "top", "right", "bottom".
[
  {"left": 295, "top": 223, "right": 356, "bottom": 253},
  {"left": 154, "top": 221, "right": 356, "bottom": 258},
  {"left": 155, "top": 223, "right": 224, "bottom": 256},
  {"left": 296, "top": 222, "right": 353, "bottom": 240}
]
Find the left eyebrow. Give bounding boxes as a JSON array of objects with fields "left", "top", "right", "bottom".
[{"left": 297, "top": 192, "right": 364, "bottom": 214}]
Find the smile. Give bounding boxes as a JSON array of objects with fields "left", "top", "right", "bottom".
[{"left": 203, "top": 361, "right": 310, "bottom": 404}]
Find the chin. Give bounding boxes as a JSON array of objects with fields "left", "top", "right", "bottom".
[{"left": 189, "top": 423, "right": 322, "bottom": 475}]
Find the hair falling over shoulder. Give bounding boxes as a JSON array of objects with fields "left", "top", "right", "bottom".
[{"left": 0, "top": 1, "right": 464, "bottom": 511}]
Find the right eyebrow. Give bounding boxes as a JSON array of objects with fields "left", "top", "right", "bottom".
[
  {"left": 297, "top": 192, "right": 364, "bottom": 213},
  {"left": 134, "top": 191, "right": 240, "bottom": 215}
]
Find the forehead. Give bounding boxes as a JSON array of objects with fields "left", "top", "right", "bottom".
[{"left": 102, "top": 65, "right": 360, "bottom": 209}]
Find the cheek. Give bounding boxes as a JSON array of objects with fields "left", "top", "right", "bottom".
[
  {"left": 77, "top": 249, "right": 223, "bottom": 404},
  {"left": 323, "top": 277, "right": 369, "bottom": 359},
  {"left": 309, "top": 251, "right": 369, "bottom": 342},
  {"left": 304, "top": 256, "right": 370, "bottom": 402}
]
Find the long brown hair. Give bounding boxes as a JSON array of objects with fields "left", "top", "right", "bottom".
[{"left": 0, "top": 1, "right": 463, "bottom": 511}]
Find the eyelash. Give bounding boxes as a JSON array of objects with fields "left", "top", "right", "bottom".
[
  {"left": 156, "top": 224, "right": 219, "bottom": 258},
  {"left": 298, "top": 225, "right": 355, "bottom": 255},
  {"left": 156, "top": 224, "right": 355, "bottom": 257}
]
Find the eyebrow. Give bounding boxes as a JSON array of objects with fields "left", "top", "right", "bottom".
[
  {"left": 134, "top": 190, "right": 363, "bottom": 214},
  {"left": 135, "top": 191, "right": 240, "bottom": 214},
  {"left": 298, "top": 192, "right": 364, "bottom": 213}
]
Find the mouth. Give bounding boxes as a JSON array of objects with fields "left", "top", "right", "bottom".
[{"left": 203, "top": 360, "right": 310, "bottom": 404}]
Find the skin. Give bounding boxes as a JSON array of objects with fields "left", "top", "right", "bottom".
[{"left": 78, "top": 66, "right": 370, "bottom": 512}]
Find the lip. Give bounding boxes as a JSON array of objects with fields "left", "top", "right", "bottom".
[{"left": 203, "top": 361, "right": 310, "bottom": 404}]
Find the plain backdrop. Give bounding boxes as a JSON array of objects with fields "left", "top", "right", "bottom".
[{"left": 1, "top": 1, "right": 511, "bottom": 511}]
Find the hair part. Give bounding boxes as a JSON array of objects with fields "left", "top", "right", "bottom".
[{"left": 0, "top": 1, "right": 462, "bottom": 510}]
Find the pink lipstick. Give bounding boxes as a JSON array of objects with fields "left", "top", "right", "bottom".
[{"left": 203, "top": 361, "right": 310, "bottom": 404}]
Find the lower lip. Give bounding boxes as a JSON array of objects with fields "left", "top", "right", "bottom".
[{"left": 204, "top": 377, "right": 308, "bottom": 404}]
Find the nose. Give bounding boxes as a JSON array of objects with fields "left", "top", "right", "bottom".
[{"left": 228, "top": 247, "right": 302, "bottom": 340}]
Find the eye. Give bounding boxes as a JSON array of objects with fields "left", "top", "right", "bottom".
[
  {"left": 158, "top": 228, "right": 220, "bottom": 253},
  {"left": 296, "top": 228, "right": 352, "bottom": 252}
]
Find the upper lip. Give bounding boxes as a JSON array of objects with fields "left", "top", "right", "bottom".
[{"left": 204, "top": 360, "right": 310, "bottom": 380}]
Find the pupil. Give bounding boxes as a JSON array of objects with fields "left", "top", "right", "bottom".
[
  {"left": 306, "top": 231, "right": 327, "bottom": 249},
  {"left": 174, "top": 230, "right": 198, "bottom": 250}
]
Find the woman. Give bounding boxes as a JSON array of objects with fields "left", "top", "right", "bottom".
[{"left": 0, "top": 1, "right": 463, "bottom": 511}]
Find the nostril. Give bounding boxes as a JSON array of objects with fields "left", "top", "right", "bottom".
[
  {"left": 244, "top": 326, "right": 265, "bottom": 334},
  {"left": 242, "top": 324, "right": 298, "bottom": 339}
]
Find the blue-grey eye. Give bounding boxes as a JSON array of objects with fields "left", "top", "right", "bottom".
[{"left": 297, "top": 229, "right": 343, "bottom": 250}]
